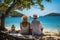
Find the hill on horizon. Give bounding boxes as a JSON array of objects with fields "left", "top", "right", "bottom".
[{"left": 45, "top": 13, "right": 60, "bottom": 16}]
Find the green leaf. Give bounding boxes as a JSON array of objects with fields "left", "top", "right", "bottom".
[
  {"left": 46, "top": 0, "right": 51, "bottom": 2},
  {"left": 4, "top": 0, "right": 13, "bottom": 4},
  {"left": 40, "top": 4, "right": 44, "bottom": 10},
  {"left": 37, "top": 0, "right": 42, "bottom": 4}
]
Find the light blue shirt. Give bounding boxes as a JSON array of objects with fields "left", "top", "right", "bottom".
[{"left": 30, "top": 19, "right": 43, "bottom": 35}]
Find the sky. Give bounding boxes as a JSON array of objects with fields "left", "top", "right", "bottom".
[{"left": 16, "top": 0, "right": 60, "bottom": 16}]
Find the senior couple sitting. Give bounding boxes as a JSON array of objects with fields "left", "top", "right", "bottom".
[{"left": 20, "top": 14, "right": 43, "bottom": 36}]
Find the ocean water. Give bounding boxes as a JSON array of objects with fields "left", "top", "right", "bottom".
[{"left": 5, "top": 16, "right": 60, "bottom": 32}]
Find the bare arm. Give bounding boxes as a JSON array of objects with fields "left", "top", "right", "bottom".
[
  {"left": 20, "top": 23, "right": 22, "bottom": 29},
  {"left": 39, "top": 22, "right": 43, "bottom": 32},
  {"left": 29, "top": 23, "right": 33, "bottom": 34}
]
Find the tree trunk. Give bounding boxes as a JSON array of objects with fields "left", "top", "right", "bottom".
[
  {"left": 0, "top": 1, "right": 17, "bottom": 31},
  {"left": 0, "top": 14, "right": 5, "bottom": 31},
  {"left": 5, "top": 2, "right": 17, "bottom": 16}
]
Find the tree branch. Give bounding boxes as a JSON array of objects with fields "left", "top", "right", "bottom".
[{"left": 5, "top": 2, "right": 17, "bottom": 17}]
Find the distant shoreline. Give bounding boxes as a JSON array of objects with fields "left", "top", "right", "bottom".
[{"left": 45, "top": 13, "right": 60, "bottom": 16}]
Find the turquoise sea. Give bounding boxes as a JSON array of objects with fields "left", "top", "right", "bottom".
[{"left": 5, "top": 16, "right": 60, "bottom": 31}]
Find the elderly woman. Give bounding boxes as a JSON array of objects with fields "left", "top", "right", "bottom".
[{"left": 20, "top": 15, "right": 31, "bottom": 35}]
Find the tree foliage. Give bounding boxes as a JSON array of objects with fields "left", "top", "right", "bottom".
[
  {"left": 0, "top": 0, "right": 51, "bottom": 14},
  {"left": 9, "top": 11, "right": 24, "bottom": 17}
]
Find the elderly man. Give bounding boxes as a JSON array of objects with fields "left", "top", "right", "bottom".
[{"left": 30, "top": 14, "right": 43, "bottom": 36}]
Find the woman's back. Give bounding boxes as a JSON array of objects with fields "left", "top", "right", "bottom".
[{"left": 20, "top": 22, "right": 30, "bottom": 35}]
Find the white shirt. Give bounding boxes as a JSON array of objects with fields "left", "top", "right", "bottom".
[
  {"left": 21, "top": 26, "right": 29, "bottom": 34},
  {"left": 30, "top": 19, "right": 43, "bottom": 35},
  {"left": 20, "top": 24, "right": 29, "bottom": 34}
]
